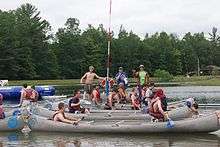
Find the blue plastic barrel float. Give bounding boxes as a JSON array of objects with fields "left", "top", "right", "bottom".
[{"left": 0, "top": 86, "right": 55, "bottom": 101}]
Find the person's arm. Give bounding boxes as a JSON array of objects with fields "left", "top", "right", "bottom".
[
  {"left": 144, "top": 72, "right": 149, "bottom": 85},
  {"left": 80, "top": 73, "right": 87, "bottom": 83},
  {"left": 71, "top": 102, "right": 80, "bottom": 107},
  {"left": 65, "top": 115, "right": 79, "bottom": 121},
  {"left": 115, "top": 73, "right": 120, "bottom": 80},
  {"left": 56, "top": 113, "right": 74, "bottom": 124},
  {"left": 146, "top": 73, "right": 150, "bottom": 84},
  {"left": 18, "top": 90, "right": 25, "bottom": 107},
  {"left": 157, "top": 100, "right": 166, "bottom": 118},
  {"left": 108, "top": 95, "right": 113, "bottom": 108},
  {"left": 94, "top": 73, "right": 105, "bottom": 80},
  {"left": 131, "top": 96, "right": 136, "bottom": 106}
]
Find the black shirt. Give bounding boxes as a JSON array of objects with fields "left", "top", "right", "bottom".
[{"left": 68, "top": 97, "right": 80, "bottom": 113}]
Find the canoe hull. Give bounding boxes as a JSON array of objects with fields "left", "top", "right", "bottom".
[
  {"left": 34, "top": 106, "right": 192, "bottom": 121},
  {"left": 30, "top": 114, "right": 220, "bottom": 133}
]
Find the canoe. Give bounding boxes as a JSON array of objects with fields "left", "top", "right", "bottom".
[
  {"left": 31, "top": 105, "right": 193, "bottom": 121},
  {"left": 0, "top": 116, "right": 24, "bottom": 132},
  {"left": 45, "top": 98, "right": 185, "bottom": 112},
  {"left": 28, "top": 112, "right": 220, "bottom": 133},
  {"left": 0, "top": 86, "right": 55, "bottom": 101}
]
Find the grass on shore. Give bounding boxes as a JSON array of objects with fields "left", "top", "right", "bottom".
[{"left": 8, "top": 76, "right": 220, "bottom": 86}]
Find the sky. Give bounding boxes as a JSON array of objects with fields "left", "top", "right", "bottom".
[{"left": 1, "top": 0, "right": 220, "bottom": 38}]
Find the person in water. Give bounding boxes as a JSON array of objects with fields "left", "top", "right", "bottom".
[
  {"left": 185, "top": 97, "right": 199, "bottom": 114},
  {"left": 104, "top": 87, "right": 119, "bottom": 110},
  {"left": 19, "top": 84, "right": 39, "bottom": 107},
  {"left": 130, "top": 88, "right": 141, "bottom": 110},
  {"left": 68, "top": 89, "right": 90, "bottom": 114},
  {"left": 53, "top": 102, "right": 82, "bottom": 124},
  {"left": 135, "top": 65, "right": 150, "bottom": 100},
  {"left": 0, "top": 93, "right": 5, "bottom": 119},
  {"left": 91, "top": 85, "right": 102, "bottom": 105},
  {"left": 115, "top": 67, "right": 128, "bottom": 88},
  {"left": 80, "top": 66, "right": 104, "bottom": 99}
]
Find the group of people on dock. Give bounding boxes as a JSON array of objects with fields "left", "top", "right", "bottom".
[{"left": 0, "top": 65, "right": 199, "bottom": 126}]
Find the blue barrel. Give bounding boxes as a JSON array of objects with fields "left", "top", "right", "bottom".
[{"left": 0, "top": 86, "right": 55, "bottom": 102}]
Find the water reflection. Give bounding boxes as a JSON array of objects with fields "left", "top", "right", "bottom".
[{"left": 0, "top": 132, "right": 220, "bottom": 147}]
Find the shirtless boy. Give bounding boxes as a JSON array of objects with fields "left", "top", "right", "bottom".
[{"left": 80, "top": 66, "right": 104, "bottom": 99}]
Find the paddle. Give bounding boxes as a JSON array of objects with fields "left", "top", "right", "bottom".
[{"left": 4, "top": 104, "right": 21, "bottom": 109}]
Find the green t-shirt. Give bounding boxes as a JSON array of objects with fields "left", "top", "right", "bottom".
[{"left": 139, "top": 71, "right": 147, "bottom": 86}]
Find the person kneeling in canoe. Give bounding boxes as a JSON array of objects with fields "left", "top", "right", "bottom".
[
  {"left": 53, "top": 102, "right": 82, "bottom": 125},
  {"left": 91, "top": 85, "right": 102, "bottom": 105},
  {"left": 104, "top": 87, "right": 119, "bottom": 110},
  {"left": 149, "top": 89, "right": 168, "bottom": 121},
  {"left": 68, "top": 89, "right": 90, "bottom": 114},
  {"left": 130, "top": 88, "right": 141, "bottom": 110},
  {"left": 186, "top": 97, "right": 199, "bottom": 115},
  {"left": 0, "top": 94, "right": 5, "bottom": 119}
]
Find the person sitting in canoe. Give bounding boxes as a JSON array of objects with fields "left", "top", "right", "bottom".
[
  {"left": 91, "top": 85, "right": 102, "bottom": 105},
  {"left": 0, "top": 93, "right": 5, "bottom": 119},
  {"left": 68, "top": 89, "right": 90, "bottom": 114},
  {"left": 53, "top": 102, "right": 82, "bottom": 125},
  {"left": 19, "top": 84, "right": 39, "bottom": 107},
  {"left": 130, "top": 88, "right": 141, "bottom": 110},
  {"left": 186, "top": 97, "right": 199, "bottom": 114},
  {"left": 118, "top": 83, "right": 128, "bottom": 104},
  {"left": 148, "top": 88, "right": 168, "bottom": 121},
  {"left": 104, "top": 87, "right": 119, "bottom": 110}
]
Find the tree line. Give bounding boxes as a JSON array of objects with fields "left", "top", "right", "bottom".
[{"left": 0, "top": 4, "right": 219, "bottom": 80}]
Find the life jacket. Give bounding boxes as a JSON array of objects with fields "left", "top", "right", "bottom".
[
  {"left": 25, "top": 89, "right": 33, "bottom": 98},
  {"left": 91, "top": 89, "right": 101, "bottom": 101},
  {"left": 153, "top": 89, "right": 166, "bottom": 100},
  {"left": 101, "top": 79, "right": 114, "bottom": 88}
]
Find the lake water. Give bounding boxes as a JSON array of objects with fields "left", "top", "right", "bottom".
[
  {"left": 0, "top": 131, "right": 220, "bottom": 147},
  {"left": 55, "top": 86, "right": 220, "bottom": 103},
  {"left": 1, "top": 86, "right": 220, "bottom": 147}
]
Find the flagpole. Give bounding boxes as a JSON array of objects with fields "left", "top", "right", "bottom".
[{"left": 106, "top": 0, "right": 112, "bottom": 96}]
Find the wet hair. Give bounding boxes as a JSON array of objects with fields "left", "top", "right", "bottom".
[
  {"left": 58, "top": 102, "right": 65, "bottom": 110},
  {"left": 193, "top": 102, "right": 199, "bottom": 109},
  {"left": 73, "top": 89, "right": 80, "bottom": 96},
  {"left": 23, "top": 83, "right": 28, "bottom": 88}
]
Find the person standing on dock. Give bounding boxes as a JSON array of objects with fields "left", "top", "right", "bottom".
[
  {"left": 80, "top": 66, "right": 104, "bottom": 99},
  {"left": 135, "top": 65, "right": 150, "bottom": 100},
  {"left": 115, "top": 67, "right": 128, "bottom": 88}
]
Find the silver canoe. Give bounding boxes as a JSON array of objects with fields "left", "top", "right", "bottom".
[
  {"left": 28, "top": 112, "right": 220, "bottom": 133},
  {"left": 33, "top": 105, "right": 192, "bottom": 121}
]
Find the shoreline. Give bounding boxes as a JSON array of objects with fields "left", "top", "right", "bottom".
[{"left": 7, "top": 76, "right": 220, "bottom": 87}]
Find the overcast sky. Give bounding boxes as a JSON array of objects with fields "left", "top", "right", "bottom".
[{"left": 1, "top": 0, "right": 220, "bottom": 38}]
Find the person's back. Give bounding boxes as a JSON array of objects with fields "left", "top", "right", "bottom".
[{"left": 91, "top": 86, "right": 101, "bottom": 104}]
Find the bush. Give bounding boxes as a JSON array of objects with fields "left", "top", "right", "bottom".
[{"left": 154, "top": 69, "right": 173, "bottom": 82}]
